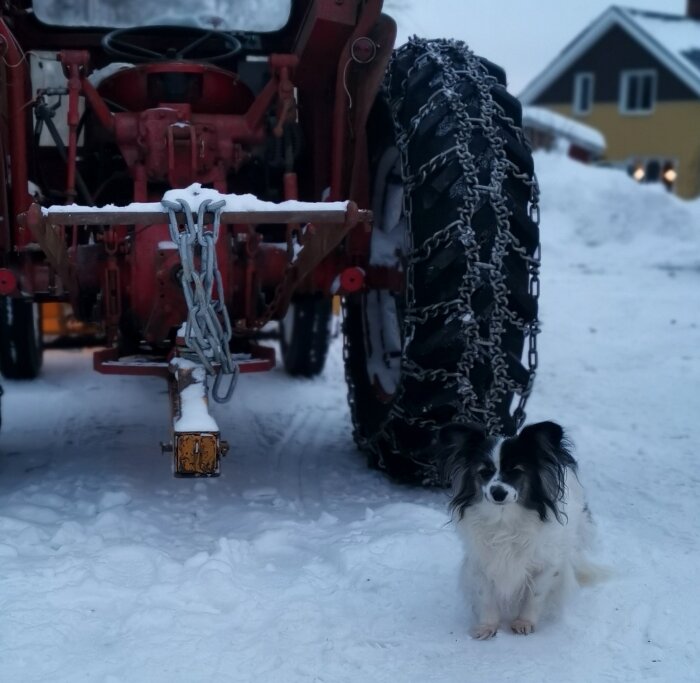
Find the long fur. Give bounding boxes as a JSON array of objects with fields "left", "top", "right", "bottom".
[{"left": 441, "top": 421, "right": 597, "bottom": 639}]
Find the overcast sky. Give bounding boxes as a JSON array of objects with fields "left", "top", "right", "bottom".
[{"left": 389, "top": 0, "right": 686, "bottom": 94}]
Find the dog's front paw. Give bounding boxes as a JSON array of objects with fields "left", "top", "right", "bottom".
[
  {"left": 510, "top": 618, "right": 535, "bottom": 635},
  {"left": 471, "top": 623, "right": 499, "bottom": 640}
]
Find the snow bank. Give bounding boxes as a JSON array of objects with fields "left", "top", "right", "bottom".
[{"left": 534, "top": 149, "right": 700, "bottom": 267}]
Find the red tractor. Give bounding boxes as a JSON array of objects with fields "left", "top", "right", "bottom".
[{"left": 0, "top": 0, "right": 540, "bottom": 482}]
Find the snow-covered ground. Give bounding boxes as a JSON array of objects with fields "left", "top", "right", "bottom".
[{"left": 1, "top": 153, "right": 699, "bottom": 682}]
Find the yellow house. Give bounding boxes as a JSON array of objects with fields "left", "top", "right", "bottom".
[{"left": 520, "top": 2, "right": 700, "bottom": 198}]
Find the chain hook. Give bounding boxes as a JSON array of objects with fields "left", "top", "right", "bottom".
[{"left": 212, "top": 363, "right": 239, "bottom": 403}]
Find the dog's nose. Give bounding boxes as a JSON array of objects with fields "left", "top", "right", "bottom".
[{"left": 490, "top": 485, "right": 507, "bottom": 503}]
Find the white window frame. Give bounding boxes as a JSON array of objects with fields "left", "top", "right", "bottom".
[
  {"left": 572, "top": 72, "right": 594, "bottom": 115},
  {"left": 619, "top": 69, "right": 657, "bottom": 115}
]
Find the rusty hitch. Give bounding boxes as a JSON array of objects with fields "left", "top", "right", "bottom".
[{"left": 163, "top": 357, "right": 229, "bottom": 477}]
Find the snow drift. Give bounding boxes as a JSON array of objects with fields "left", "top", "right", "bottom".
[{"left": 1, "top": 151, "right": 699, "bottom": 682}]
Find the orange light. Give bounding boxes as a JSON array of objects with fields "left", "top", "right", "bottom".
[
  {"left": 633, "top": 167, "right": 645, "bottom": 181},
  {"left": 663, "top": 168, "right": 677, "bottom": 184}
]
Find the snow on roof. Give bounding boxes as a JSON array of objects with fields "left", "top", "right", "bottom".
[
  {"left": 523, "top": 107, "right": 606, "bottom": 154},
  {"left": 623, "top": 7, "right": 700, "bottom": 82},
  {"left": 520, "top": 6, "right": 700, "bottom": 103}
]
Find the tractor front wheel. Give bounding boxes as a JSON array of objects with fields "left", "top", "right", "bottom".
[
  {"left": 280, "top": 295, "right": 332, "bottom": 377},
  {"left": 0, "top": 297, "right": 44, "bottom": 380}
]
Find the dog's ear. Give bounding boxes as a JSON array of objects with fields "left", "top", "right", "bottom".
[
  {"left": 519, "top": 421, "right": 563, "bottom": 450},
  {"left": 518, "top": 421, "right": 576, "bottom": 522},
  {"left": 438, "top": 423, "right": 487, "bottom": 518},
  {"left": 519, "top": 421, "right": 576, "bottom": 468},
  {"left": 438, "top": 422, "right": 488, "bottom": 487}
]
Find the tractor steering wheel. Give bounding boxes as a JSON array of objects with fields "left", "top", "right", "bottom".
[{"left": 102, "top": 26, "right": 242, "bottom": 64}]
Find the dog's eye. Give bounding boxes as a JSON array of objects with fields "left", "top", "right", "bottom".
[{"left": 478, "top": 468, "right": 495, "bottom": 480}]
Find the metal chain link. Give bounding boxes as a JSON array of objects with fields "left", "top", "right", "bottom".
[
  {"left": 512, "top": 177, "right": 541, "bottom": 430},
  {"left": 344, "top": 38, "right": 541, "bottom": 478},
  {"left": 163, "top": 197, "right": 239, "bottom": 403}
]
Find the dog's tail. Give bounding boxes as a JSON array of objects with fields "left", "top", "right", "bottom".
[{"left": 573, "top": 502, "right": 612, "bottom": 585}]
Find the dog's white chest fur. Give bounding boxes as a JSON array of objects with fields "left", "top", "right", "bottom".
[{"left": 458, "top": 503, "right": 563, "bottom": 603}]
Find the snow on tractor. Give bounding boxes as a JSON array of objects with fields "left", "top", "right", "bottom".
[{"left": 0, "top": 0, "right": 540, "bottom": 483}]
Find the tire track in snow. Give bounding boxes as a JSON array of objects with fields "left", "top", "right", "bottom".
[{"left": 271, "top": 407, "right": 326, "bottom": 514}]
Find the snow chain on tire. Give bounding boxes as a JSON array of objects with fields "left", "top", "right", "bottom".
[{"left": 343, "top": 38, "right": 541, "bottom": 484}]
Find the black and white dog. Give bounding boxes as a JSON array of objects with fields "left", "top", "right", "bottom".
[{"left": 442, "top": 421, "right": 596, "bottom": 639}]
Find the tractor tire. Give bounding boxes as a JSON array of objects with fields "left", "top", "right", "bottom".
[
  {"left": 280, "top": 295, "right": 332, "bottom": 377},
  {"left": 0, "top": 297, "right": 44, "bottom": 380},
  {"left": 344, "top": 38, "right": 541, "bottom": 484}
]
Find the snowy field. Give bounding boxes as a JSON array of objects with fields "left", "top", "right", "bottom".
[{"left": 1, "top": 152, "right": 699, "bottom": 682}]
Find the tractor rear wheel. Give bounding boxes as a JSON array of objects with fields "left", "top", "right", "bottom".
[
  {"left": 280, "top": 295, "right": 332, "bottom": 377},
  {"left": 0, "top": 297, "right": 44, "bottom": 380},
  {"left": 344, "top": 38, "right": 541, "bottom": 484}
]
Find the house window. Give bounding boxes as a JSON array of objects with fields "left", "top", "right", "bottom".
[
  {"left": 573, "top": 73, "right": 594, "bottom": 115},
  {"left": 619, "top": 70, "right": 657, "bottom": 114}
]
